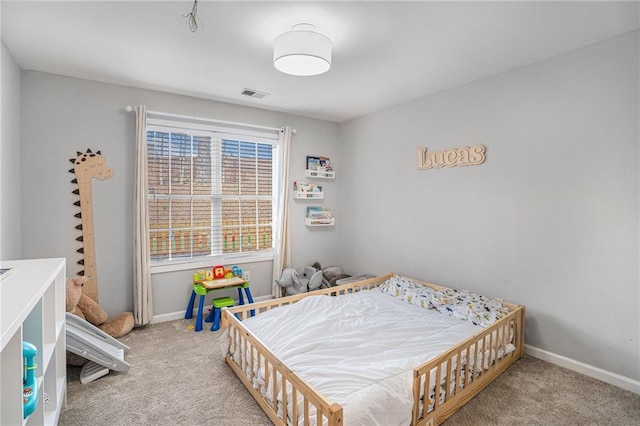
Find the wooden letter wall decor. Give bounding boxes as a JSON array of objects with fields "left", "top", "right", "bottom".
[{"left": 417, "top": 144, "right": 486, "bottom": 170}]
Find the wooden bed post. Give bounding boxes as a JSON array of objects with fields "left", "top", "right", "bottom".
[
  {"left": 517, "top": 306, "right": 526, "bottom": 358},
  {"left": 328, "top": 403, "right": 343, "bottom": 426}
]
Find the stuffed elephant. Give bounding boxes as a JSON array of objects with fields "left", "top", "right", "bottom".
[
  {"left": 275, "top": 268, "right": 305, "bottom": 294},
  {"left": 275, "top": 265, "right": 324, "bottom": 295}
]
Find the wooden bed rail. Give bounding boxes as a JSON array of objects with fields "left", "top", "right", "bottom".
[
  {"left": 224, "top": 312, "right": 342, "bottom": 425},
  {"left": 222, "top": 273, "right": 393, "bottom": 323},
  {"left": 221, "top": 274, "right": 392, "bottom": 426},
  {"left": 221, "top": 273, "right": 525, "bottom": 426},
  {"left": 412, "top": 305, "right": 525, "bottom": 425}
]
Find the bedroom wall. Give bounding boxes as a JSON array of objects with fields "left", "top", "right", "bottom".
[
  {"left": 1, "top": 42, "right": 22, "bottom": 260},
  {"left": 20, "top": 72, "right": 339, "bottom": 317},
  {"left": 338, "top": 32, "right": 639, "bottom": 381}
]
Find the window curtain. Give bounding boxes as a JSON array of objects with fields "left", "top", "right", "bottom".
[
  {"left": 133, "top": 105, "right": 153, "bottom": 325},
  {"left": 272, "top": 126, "right": 292, "bottom": 298}
]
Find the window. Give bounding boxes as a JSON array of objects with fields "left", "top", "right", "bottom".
[{"left": 146, "top": 117, "right": 281, "bottom": 266}]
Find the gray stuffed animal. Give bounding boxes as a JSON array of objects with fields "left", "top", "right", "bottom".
[
  {"left": 307, "top": 262, "right": 351, "bottom": 288},
  {"left": 321, "top": 266, "right": 351, "bottom": 287},
  {"left": 275, "top": 265, "right": 323, "bottom": 295}
]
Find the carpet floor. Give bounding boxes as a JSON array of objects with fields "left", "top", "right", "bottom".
[{"left": 59, "top": 319, "right": 640, "bottom": 426}]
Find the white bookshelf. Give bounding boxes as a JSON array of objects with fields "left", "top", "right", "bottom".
[
  {"left": 305, "top": 169, "right": 335, "bottom": 179},
  {"left": 305, "top": 218, "right": 335, "bottom": 227},
  {"left": 293, "top": 181, "right": 324, "bottom": 199},
  {"left": 294, "top": 191, "right": 324, "bottom": 200},
  {"left": 1, "top": 258, "right": 66, "bottom": 426}
]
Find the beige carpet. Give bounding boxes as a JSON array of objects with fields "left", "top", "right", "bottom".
[{"left": 59, "top": 319, "right": 640, "bottom": 426}]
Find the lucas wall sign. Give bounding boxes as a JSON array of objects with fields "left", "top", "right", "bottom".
[{"left": 417, "top": 144, "right": 486, "bottom": 170}]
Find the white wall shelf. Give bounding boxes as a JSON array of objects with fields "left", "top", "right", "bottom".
[
  {"left": 294, "top": 191, "right": 324, "bottom": 200},
  {"left": 305, "top": 218, "right": 335, "bottom": 227},
  {"left": 293, "top": 181, "right": 324, "bottom": 199},
  {"left": 305, "top": 169, "right": 335, "bottom": 179},
  {"left": 303, "top": 156, "right": 333, "bottom": 224},
  {"left": 1, "top": 258, "right": 66, "bottom": 426}
]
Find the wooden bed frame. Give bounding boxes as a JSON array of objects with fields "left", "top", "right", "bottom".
[{"left": 221, "top": 274, "right": 525, "bottom": 426}]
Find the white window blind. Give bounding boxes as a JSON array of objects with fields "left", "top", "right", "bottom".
[{"left": 146, "top": 117, "right": 280, "bottom": 264}]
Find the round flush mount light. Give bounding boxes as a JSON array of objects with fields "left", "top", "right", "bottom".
[{"left": 273, "top": 23, "right": 332, "bottom": 76}]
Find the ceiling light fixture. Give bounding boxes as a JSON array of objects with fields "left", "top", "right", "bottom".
[{"left": 273, "top": 24, "right": 332, "bottom": 76}]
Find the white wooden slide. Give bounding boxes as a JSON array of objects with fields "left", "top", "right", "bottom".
[{"left": 65, "top": 313, "right": 130, "bottom": 384}]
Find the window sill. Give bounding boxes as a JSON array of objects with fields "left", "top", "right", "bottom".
[{"left": 150, "top": 250, "right": 275, "bottom": 274}]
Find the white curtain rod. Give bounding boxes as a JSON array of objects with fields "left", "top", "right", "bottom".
[{"left": 125, "top": 106, "right": 296, "bottom": 134}]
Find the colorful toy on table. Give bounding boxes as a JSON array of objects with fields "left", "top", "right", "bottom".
[
  {"left": 22, "top": 341, "right": 38, "bottom": 419},
  {"left": 212, "top": 265, "right": 226, "bottom": 280},
  {"left": 232, "top": 265, "right": 243, "bottom": 277},
  {"left": 194, "top": 266, "right": 243, "bottom": 283},
  {"left": 193, "top": 270, "right": 207, "bottom": 283}
]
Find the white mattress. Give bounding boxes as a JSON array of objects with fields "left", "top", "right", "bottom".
[{"left": 233, "top": 289, "right": 485, "bottom": 426}]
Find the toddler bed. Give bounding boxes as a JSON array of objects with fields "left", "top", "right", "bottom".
[{"left": 221, "top": 274, "right": 525, "bottom": 425}]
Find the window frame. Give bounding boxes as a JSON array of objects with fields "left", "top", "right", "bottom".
[{"left": 146, "top": 117, "right": 282, "bottom": 274}]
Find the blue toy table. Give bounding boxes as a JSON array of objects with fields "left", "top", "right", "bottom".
[{"left": 184, "top": 277, "right": 254, "bottom": 332}]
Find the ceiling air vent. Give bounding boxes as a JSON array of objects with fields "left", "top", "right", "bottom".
[{"left": 241, "top": 88, "right": 269, "bottom": 99}]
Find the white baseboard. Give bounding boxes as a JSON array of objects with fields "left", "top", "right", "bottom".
[
  {"left": 525, "top": 344, "right": 640, "bottom": 395},
  {"left": 151, "top": 294, "right": 273, "bottom": 325}
]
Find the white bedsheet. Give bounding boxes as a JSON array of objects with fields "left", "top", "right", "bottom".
[{"left": 235, "top": 289, "right": 484, "bottom": 426}]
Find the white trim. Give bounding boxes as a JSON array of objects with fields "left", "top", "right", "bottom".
[
  {"left": 150, "top": 294, "right": 273, "bottom": 324},
  {"left": 147, "top": 121, "right": 280, "bottom": 145},
  {"left": 525, "top": 344, "right": 640, "bottom": 395},
  {"left": 146, "top": 110, "right": 281, "bottom": 140},
  {"left": 150, "top": 250, "right": 274, "bottom": 274}
]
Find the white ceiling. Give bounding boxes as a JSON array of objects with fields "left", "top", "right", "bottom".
[{"left": 2, "top": 1, "right": 638, "bottom": 123}]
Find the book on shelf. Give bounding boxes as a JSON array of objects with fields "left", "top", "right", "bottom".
[
  {"left": 306, "top": 155, "right": 333, "bottom": 172},
  {"left": 294, "top": 181, "right": 322, "bottom": 193},
  {"left": 319, "top": 156, "right": 332, "bottom": 172},
  {"left": 306, "top": 206, "right": 323, "bottom": 218},
  {"left": 306, "top": 156, "right": 320, "bottom": 170},
  {"left": 306, "top": 206, "right": 333, "bottom": 219}
]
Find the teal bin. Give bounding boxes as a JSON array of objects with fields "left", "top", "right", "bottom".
[{"left": 22, "top": 341, "right": 38, "bottom": 419}]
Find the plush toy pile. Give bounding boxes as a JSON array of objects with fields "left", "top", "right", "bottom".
[
  {"left": 275, "top": 262, "right": 350, "bottom": 296},
  {"left": 66, "top": 276, "right": 134, "bottom": 365}
]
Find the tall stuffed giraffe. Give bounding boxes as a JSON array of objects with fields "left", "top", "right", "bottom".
[{"left": 69, "top": 149, "right": 114, "bottom": 302}]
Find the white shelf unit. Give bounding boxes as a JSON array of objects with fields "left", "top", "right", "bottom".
[
  {"left": 1, "top": 258, "right": 66, "bottom": 426},
  {"left": 305, "top": 218, "right": 335, "bottom": 227},
  {"left": 304, "top": 169, "right": 335, "bottom": 179}
]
